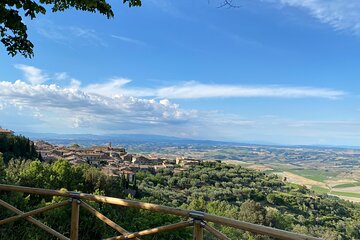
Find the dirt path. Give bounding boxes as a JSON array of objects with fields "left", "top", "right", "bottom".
[{"left": 274, "top": 171, "right": 328, "bottom": 188}]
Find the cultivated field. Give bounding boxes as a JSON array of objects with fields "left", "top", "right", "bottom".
[{"left": 125, "top": 143, "right": 360, "bottom": 202}]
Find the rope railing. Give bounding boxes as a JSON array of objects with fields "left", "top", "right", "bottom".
[{"left": 0, "top": 184, "right": 322, "bottom": 240}]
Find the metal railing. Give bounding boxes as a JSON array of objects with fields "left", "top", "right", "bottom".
[{"left": 0, "top": 184, "right": 322, "bottom": 240}]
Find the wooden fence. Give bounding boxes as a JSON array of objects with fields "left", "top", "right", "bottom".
[{"left": 0, "top": 184, "right": 322, "bottom": 240}]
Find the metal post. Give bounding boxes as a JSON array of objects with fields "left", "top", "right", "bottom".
[{"left": 70, "top": 198, "right": 80, "bottom": 240}]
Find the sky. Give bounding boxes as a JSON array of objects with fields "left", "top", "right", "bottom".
[{"left": 1, "top": 0, "right": 360, "bottom": 146}]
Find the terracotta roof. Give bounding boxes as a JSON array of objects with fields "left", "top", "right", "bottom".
[{"left": 0, "top": 128, "right": 13, "bottom": 134}]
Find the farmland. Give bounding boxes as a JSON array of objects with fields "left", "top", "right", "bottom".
[{"left": 127, "top": 143, "right": 360, "bottom": 202}]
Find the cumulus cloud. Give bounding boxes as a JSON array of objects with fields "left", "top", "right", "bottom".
[
  {"left": 1, "top": 65, "right": 349, "bottom": 141},
  {"left": 15, "top": 64, "right": 49, "bottom": 85},
  {"left": 0, "top": 80, "right": 194, "bottom": 130},
  {"left": 266, "top": 0, "right": 360, "bottom": 35}
]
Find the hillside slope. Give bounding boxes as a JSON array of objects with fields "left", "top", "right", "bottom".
[{"left": 0, "top": 157, "right": 359, "bottom": 239}]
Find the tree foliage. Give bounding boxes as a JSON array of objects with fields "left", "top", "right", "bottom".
[
  {"left": 0, "top": 133, "right": 40, "bottom": 163},
  {"left": 135, "top": 162, "right": 360, "bottom": 239},
  {"left": 1, "top": 159, "right": 360, "bottom": 239},
  {"left": 0, "top": 0, "right": 142, "bottom": 58}
]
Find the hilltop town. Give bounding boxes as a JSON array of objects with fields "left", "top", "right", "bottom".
[{"left": 35, "top": 140, "right": 201, "bottom": 183}]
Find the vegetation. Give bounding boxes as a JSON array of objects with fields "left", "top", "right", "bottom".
[
  {"left": 311, "top": 186, "right": 330, "bottom": 194},
  {"left": 0, "top": 133, "right": 41, "bottom": 163},
  {"left": 330, "top": 191, "right": 360, "bottom": 199},
  {"left": 333, "top": 182, "right": 360, "bottom": 189},
  {"left": 1, "top": 156, "right": 360, "bottom": 239},
  {"left": 285, "top": 169, "right": 339, "bottom": 183},
  {"left": 0, "top": 157, "right": 188, "bottom": 240},
  {"left": 1, "top": 0, "right": 142, "bottom": 58},
  {"left": 136, "top": 163, "right": 360, "bottom": 239}
]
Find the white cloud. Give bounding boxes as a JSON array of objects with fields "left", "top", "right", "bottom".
[
  {"left": 148, "top": 0, "right": 191, "bottom": 20},
  {"left": 68, "top": 26, "right": 105, "bottom": 46},
  {"left": 111, "top": 35, "right": 148, "bottom": 47},
  {"left": 14, "top": 64, "right": 49, "bottom": 85},
  {"left": 69, "top": 79, "right": 81, "bottom": 89},
  {"left": 0, "top": 80, "right": 194, "bottom": 130},
  {"left": 154, "top": 82, "right": 344, "bottom": 99},
  {"left": 84, "top": 78, "right": 132, "bottom": 96},
  {"left": 54, "top": 72, "right": 69, "bottom": 81},
  {"left": 1, "top": 65, "right": 351, "bottom": 143},
  {"left": 266, "top": 0, "right": 360, "bottom": 35},
  {"left": 84, "top": 80, "right": 345, "bottom": 99},
  {"left": 33, "top": 20, "right": 106, "bottom": 46}
]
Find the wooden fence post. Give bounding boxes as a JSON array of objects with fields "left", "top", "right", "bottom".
[
  {"left": 190, "top": 211, "right": 204, "bottom": 240},
  {"left": 70, "top": 197, "right": 80, "bottom": 240},
  {"left": 193, "top": 220, "right": 203, "bottom": 240}
]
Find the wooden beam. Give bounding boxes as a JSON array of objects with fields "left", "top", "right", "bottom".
[
  {"left": 81, "top": 202, "right": 141, "bottom": 240},
  {"left": 104, "top": 220, "right": 193, "bottom": 240},
  {"left": 0, "top": 199, "right": 69, "bottom": 240},
  {"left": 80, "top": 201, "right": 130, "bottom": 235},
  {"left": 0, "top": 184, "right": 323, "bottom": 240},
  {"left": 0, "top": 184, "right": 190, "bottom": 217},
  {"left": 0, "top": 200, "right": 69, "bottom": 225},
  {"left": 70, "top": 199, "right": 80, "bottom": 240},
  {"left": 203, "top": 214, "right": 322, "bottom": 240},
  {"left": 202, "top": 222, "right": 230, "bottom": 240},
  {"left": 193, "top": 220, "right": 203, "bottom": 240}
]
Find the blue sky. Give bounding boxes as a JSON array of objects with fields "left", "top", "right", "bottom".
[{"left": 1, "top": 0, "right": 360, "bottom": 145}]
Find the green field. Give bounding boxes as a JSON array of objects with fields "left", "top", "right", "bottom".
[
  {"left": 333, "top": 182, "right": 360, "bottom": 189},
  {"left": 292, "top": 169, "right": 339, "bottom": 182},
  {"left": 311, "top": 186, "right": 360, "bottom": 199},
  {"left": 331, "top": 191, "right": 360, "bottom": 198},
  {"left": 311, "top": 186, "right": 330, "bottom": 194},
  {"left": 279, "top": 168, "right": 339, "bottom": 182}
]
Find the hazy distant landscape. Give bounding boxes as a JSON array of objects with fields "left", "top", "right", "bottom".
[
  {"left": 119, "top": 143, "right": 360, "bottom": 202},
  {"left": 27, "top": 132, "right": 360, "bottom": 202}
]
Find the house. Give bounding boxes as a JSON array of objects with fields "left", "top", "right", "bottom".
[
  {"left": 0, "top": 128, "right": 14, "bottom": 136},
  {"left": 102, "top": 166, "right": 119, "bottom": 177},
  {"left": 34, "top": 141, "right": 53, "bottom": 150},
  {"left": 121, "top": 154, "right": 133, "bottom": 162},
  {"left": 38, "top": 150, "right": 52, "bottom": 158},
  {"left": 120, "top": 169, "right": 135, "bottom": 183},
  {"left": 154, "top": 165, "right": 167, "bottom": 171},
  {"left": 132, "top": 155, "right": 162, "bottom": 165},
  {"left": 176, "top": 157, "right": 201, "bottom": 166}
]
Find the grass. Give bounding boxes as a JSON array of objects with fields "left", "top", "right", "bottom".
[
  {"left": 263, "top": 169, "right": 278, "bottom": 174},
  {"left": 286, "top": 169, "right": 338, "bottom": 182},
  {"left": 311, "top": 186, "right": 330, "bottom": 194},
  {"left": 311, "top": 185, "right": 360, "bottom": 199},
  {"left": 266, "top": 168, "right": 338, "bottom": 182},
  {"left": 311, "top": 186, "right": 360, "bottom": 199},
  {"left": 331, "top": 191, "right": 360, "bottom": 198},
  {"left": 333, "top": 182, "right": 360, "bottom": 189}
]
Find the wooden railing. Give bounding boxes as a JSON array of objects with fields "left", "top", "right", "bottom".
[{"left": 0, "top": 184, "right": 322, "bottom": 240}]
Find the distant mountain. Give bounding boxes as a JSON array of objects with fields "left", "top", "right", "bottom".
[
  {"left": 18, "top": 131, "right": 359, "bottom": 150},
  {"left": 18, "top": 132, "right": 242, "bottom": 147}
]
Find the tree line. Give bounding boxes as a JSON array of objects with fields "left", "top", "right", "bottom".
[
  {"left": 0, "top": 133, "right": 41, "bottom": 163},
  {"left": 0, "top": 157, "right": 360, "bottom": 239}
]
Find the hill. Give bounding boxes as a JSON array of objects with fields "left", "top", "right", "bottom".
[
  {"left": 1, "top": 157, "right": 360, "bottom": 239},
  {"left": 19, "top": 132, "right": 254, "bottom": 146}
]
